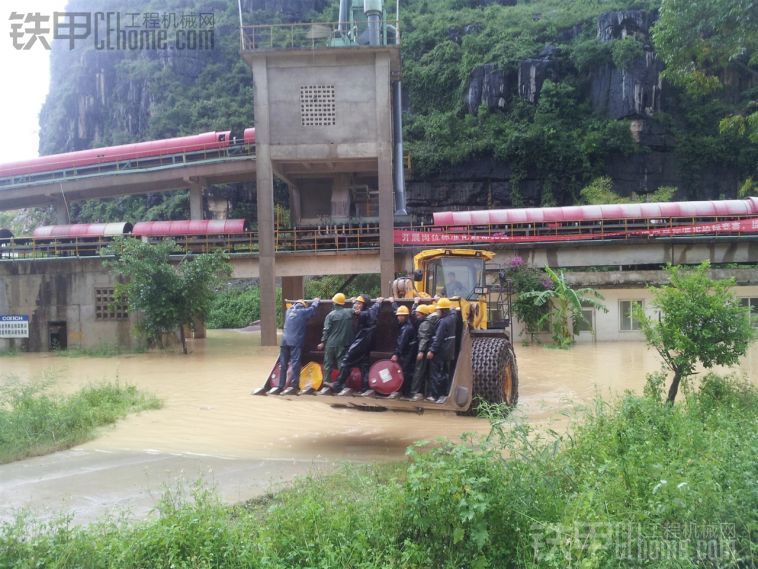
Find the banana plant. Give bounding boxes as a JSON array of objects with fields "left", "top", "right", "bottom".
[{"left": 520, "top": 266, "right": 607, "bottom": 348}]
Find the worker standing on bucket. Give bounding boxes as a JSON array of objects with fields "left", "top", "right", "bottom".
[
  {"left": 320, "top": 295, "right": 383, "bottom": 396},
  {"left": 315, "top": 292, "right": 353, "bottom": 394},
  {"left": 387, "top": 304, "right": 418, "bottom": 399},
  {"left": 407, "top": 303, "right": 439, "bottom": 401},
  {"left": 427, "top": 298, "right": 456, "bottom": 404},
  {"left": 269, "top": 297, "right": 320, "bottom": 396}
]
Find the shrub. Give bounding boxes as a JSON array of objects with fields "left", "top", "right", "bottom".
[
  {"left": 611, "top": 37, "right": 645, "bottom": 69},
  {"left": 2, "top": 377, "right": 755, "bottom": 568},
  {"left": 0, "top": 378, "right": 161, "bottom": 464},
  {"left": 207, "top": 286, "right": 262, "bottom": 329}
]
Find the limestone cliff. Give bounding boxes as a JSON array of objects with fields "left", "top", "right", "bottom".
[{"left": 37, "top": 0, "right": 757, "bottom": 224}]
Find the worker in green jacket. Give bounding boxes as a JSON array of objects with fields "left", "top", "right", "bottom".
[{"left": 315, "top": 292, "right": 354, "bottom": 393}]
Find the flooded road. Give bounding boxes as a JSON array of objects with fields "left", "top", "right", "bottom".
[{"left": 1, "top": 331, "right": 755, "bottom": 525}]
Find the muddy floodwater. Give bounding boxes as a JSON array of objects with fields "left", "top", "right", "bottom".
[{"left": 1, "top": 331, "right": 756, "bottom": 524}]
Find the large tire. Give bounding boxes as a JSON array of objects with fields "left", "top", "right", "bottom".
[{"left": 461, "top": 336, "right": 519, "bottom": 416}]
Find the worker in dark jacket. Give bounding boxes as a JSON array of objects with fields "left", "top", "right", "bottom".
[
  {"left": 320, "top": 295, "right": 383, "bottom": 396},
  {"left": 426, "top": 297, "right": 457, "bottom": 403},
  {"left": 406, "top": 303, "right": 439, "bottom": 401},
  {"left": 315, "top": 292, "right": 353, "bottom": 393},
  {"left": 269, "top": 297, "right": 320, "bottom": 396},
  {"left": 388, "top": 304, "right": 418, "bottom": 399}
]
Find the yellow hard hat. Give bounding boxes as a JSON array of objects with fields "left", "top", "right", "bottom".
[
  {"left": 437, "top": 297, "right": 452, "bottom": 310},
  {"left": 417, "top": 304, "right": 432, "bottom": 315},
  {"left": 395, "top": 305, "right": 410, "bottom": 316},
  {"left": 295, "top": 299, "right": 306, "bottom": 306},
  {"left": 332, "top": 292, "right": 346, "bottom": 305},
  {"left": 354, "top": 295, "right": 366, "bottom": 304}
]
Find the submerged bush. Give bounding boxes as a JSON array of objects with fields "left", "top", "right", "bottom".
[
  {"left": 0, "top": 379, "right": 161, "bottom": 464},
  {"left": 207, "top": 285, "right": 262, "bottom": 329},
  {"left": 1, "top": 376, "right": 755, "bottom": 568}
]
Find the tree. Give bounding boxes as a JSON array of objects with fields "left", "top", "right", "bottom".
[
  {"left": 652, "top": 0, "right": 758, "bottom": 97},
  {"left": 580, "top": 177, "right": 677, "bottom": 205},
  {"left": 104, "top": 239, "right": 231, "bottom": 354},
  {"left": 506, "top": 257, "right": 550, "bottom": 343},
  {"left": 637, "top": 262, "right": 753, "bottom": 404},
  {"left": 520, "top": 267, "right": 607, "bottom": 348}
]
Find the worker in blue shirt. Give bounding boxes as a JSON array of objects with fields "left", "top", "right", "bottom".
[
  {"left": 269, "top": 297, "right": 320, "bottom": 395},
  {"left": 426, "top": 297, "right": 457, "bottom": 403}
]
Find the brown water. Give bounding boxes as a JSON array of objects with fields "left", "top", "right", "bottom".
[{"left": 2, "top": 331, "right": 756, "bottom": 462}]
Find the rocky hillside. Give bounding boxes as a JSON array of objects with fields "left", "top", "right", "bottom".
[{"left": 35, "top": 0, "right": 756, "bottom": 225}]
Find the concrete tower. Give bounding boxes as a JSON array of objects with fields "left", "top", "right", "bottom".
[{"left": 241, "top": 5, "right": 401, "bottom": 345}]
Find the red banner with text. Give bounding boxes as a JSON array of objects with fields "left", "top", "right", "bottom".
[{"left": 394, "top": 217, "right": 758, "bottom": 246}]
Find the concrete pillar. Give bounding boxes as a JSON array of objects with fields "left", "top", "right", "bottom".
[
  {"left": 187, "top": 179, "right": 205, "bottom": 220},
  {"left": 331, "top": 174, "right": 350, "bottom": 220},
  {"left": 289, "top": 184, "right": 301, "bottom": 226},
  {"left": 256, "top": 148, "right": 277, "bottom": 345},
  {"left": 376, "top": 53, "right": 395, "bottom": 295},
  {"left": 53, "top": 197, "right": 69, "bottom": 225},
  {"left": 252, "top": 57, "right": 278, "bottom": 346}
]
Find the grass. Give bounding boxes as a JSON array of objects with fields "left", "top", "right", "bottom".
[
  {"left": 0, "top": 374, "right": 754, "bottom": 568},
  {"left": 53, "top": 344, "right": 146, "bottom": 358},
  {"left": 0, "top": 377, "right": 162, "bottom": 464}
]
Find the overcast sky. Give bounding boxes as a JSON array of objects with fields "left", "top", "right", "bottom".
[{"left": 1, "top": 1, "right": 68, "bottom": 163}]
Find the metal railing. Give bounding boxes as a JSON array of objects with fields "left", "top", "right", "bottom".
[
  {"left": 0, "top": 144, "right": 256, "bottom": 190},
  {"left": 1, "top": 216, "right": 754, "bottom": 261},
  {"left": 0, "top": 224, "right": 381, "bottom": 260},
  {"left": 240, "top": 20, "right": 400, "bottom": 51}
]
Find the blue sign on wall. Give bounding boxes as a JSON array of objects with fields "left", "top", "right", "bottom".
[{"left": 0, "top": 315, "right": 29, "bottom": 338}]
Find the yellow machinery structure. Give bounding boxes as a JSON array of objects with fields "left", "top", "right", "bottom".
[{"left": 255, "top": 248, "right": 518, "bottom": 413}]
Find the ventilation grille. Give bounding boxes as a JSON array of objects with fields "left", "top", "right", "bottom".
[
  {"left": 95, "top": 288, "right": 128, "bottom": 320},
  {"left": 300, "top": 85, "right": 336, "bottom": 126}
]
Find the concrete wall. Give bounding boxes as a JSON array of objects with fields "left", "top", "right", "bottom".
[
  {"left": 0, "top": 259, "right": 138, "bottom": 352},
  {"left": 267, "top": 53, "right": 380, "bottom": 147}
]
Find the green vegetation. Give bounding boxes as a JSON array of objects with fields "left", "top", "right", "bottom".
[
  {"left": 399, "top": 0, "right": 756, "bottom": 202},
  {"left": 610, "top": 37, "right": 645, "bottom": 70},
  {"left": 0, "top": 378, "right": 161, "bottom": 464},
  {"left": 208, "top": 285, "right": 266, "bottom": 329},
  {"left": 652, "top": 0, "right": 757, "bottom": 97},
  {"left": 506, "top": 256, "right": 549, "bottom": 343},
  {"left": 520, "top": 266, "right": 607, "bottom": 348},
  {"left": 1, "top": 375, "right": 755, "bottom": 567},
  {"left": 54, "top": 344, "right": 146, "bottom": 358},
  {"left": 207, "top": 275, "right": 381, "bottom": 330},
  {"left": 580, "top": 176, "right": 676, "bottom": 204},
  {"left": 304, "top": 274, "right": 381, "bottom": 300},
  {"left": 637, "top": 261, "right": 754, "bottom": 403},
  {"left": 29, "top": 0, "right": 755, "bottom": 229},
  {"left": 104, "top": 239, "right": 231, "bottom": 353}
]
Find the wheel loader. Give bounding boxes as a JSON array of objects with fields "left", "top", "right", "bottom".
[{"left": 253, "top": 248, "right": 518, "bottom": 414}]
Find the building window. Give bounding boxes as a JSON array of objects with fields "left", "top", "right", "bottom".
[
  {"left": 619, "top": 300, "right": 643, "bottom": 331},
  {"left": 740, "top": 298, "right": 758, "bottom": 328},
  {"left": 95, "top": 288, "right": 128, "bottom": 320},
  {"left": 575, "top": 305, "right": 595, "bottom": 334},
  {"left": 300, "top": 84, "right": 336, "bottom": 126}
]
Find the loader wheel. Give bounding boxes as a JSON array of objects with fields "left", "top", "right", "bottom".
[{"left": 459, "top": 337, "right": 519, "bottom": 416}]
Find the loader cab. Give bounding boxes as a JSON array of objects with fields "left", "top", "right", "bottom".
[{"left": 424, "top": 256, "right": 485, "bottom": 299}]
